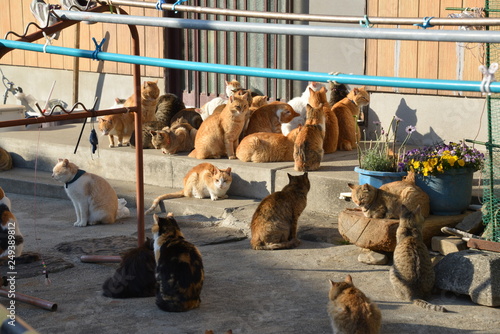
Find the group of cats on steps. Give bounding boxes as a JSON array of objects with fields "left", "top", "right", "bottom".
[
  {"left": 98, "top": 79, "right": 369, "bottom": 171},
  {"left": 1, "top": 79, "right": 446, "bottom": 333}
]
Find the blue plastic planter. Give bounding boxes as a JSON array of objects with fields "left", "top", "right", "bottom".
[
  {"left": 415, "top": 169, "right": 474, "bottom": 216},
  {"left": 354, "top": 167, "right": 407, "bottom": 189}
]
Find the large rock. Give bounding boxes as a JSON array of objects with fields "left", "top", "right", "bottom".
[
  {"left": 338, "top": 208, "right": 471, "bottom": 252},
  {"left": 434, "top": 249, "right": 500, "bottom": 307}
]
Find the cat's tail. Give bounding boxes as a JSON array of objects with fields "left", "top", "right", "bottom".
[
  {"left": 145, "top": 191, "right": 185, "bottom": 214},
  {"left": 116, "top": 198, "right": 131, "bottom": 220},
  {"left": 338, "top": 139, "right": 353, "bottom": 151},
  {"left": 413, "top": 299, "right": 448, "bottom": 312},
  {"left": 251, "top": 238, "right": 301, "bottom": 250}
]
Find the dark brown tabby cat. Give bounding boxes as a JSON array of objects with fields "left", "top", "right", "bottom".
[
  {"left": 328, "top": 81, "right": 350, "bottom": 106},
  {"left": 250, "top": 172, "right": 310, "bottom": 250},
  {"left": 155, "top": 93, "right": 187, "bottom": 127},
  {"left": 170, "top": 108, "right": 203, "bottom": 129},
  {"left": 348, "top": 172, "right": 430, "bottom": 219},
  {"left": 102, "top": 238, "right": 156, "bottom": 298},
  {"left": 390, "top": 205, "right": 447, "bottom": 312},
  {"left": 328, "top": 275, "right": 382, "bottom": 334},
  {"left": 152, "top": 213, "right": 204, "bottom": 312}
]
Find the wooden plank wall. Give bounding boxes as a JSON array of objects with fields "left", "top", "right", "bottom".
[
  {"left": 0, "top": 1, "right": 164, "bottom": 78},
  {"left": 366, "top": 0, "right": 485, "bottom": 97}
]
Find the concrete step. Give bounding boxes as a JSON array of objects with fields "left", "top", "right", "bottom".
[{"left": 0, "top": 124, "right": 358, "bottom": 215}]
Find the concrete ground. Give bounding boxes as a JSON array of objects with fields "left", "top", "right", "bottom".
[{"left": 2, "top": 192, "right": 500, "bottom": 334}]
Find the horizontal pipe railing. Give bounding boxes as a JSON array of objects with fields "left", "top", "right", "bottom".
[
  {"left": 52, "top": 10, "right": 500, "bottom": 43},
  {"left": 98, "top": 0, "right": 499, "bottom": 26},
  {"left": 0, "top": 39, "right": 497, "bottom": 93}
]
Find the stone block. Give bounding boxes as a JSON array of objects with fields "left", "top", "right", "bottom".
[
  {"left": 455, "top": 211, "right": 483, "bottom": 235},
  {"left": 434, "top": 249, "right": 500, "bottom": 307},
  {"left": 431, "top": 236, "right": 467, "bottom": 255},
  {"left": 357, "top": 249, "right": 388, "bottom": 265}
]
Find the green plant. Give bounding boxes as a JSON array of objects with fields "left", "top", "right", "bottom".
[{"left": 357, "top": 116, "right": 415, "bottom": 172}]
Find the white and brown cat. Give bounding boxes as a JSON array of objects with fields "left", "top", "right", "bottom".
[
  {"left": 145, "top": 163, "right": 232, "bottom": 214},
  {"left": 52, "top": 159, "right": 130, "bottom": 227}
]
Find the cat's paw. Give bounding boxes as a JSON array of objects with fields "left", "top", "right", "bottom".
[
  {"left": 109, "top": 144, "right": 115, "bottom": 148},
  {"left": 210, "top": 196, "right": 218, "bottom": 201},
  {"left": 117, "top": 143, "right": 124, "bottom": 147},
  {"left": 73, "top": 221, "right": 87, "bottom": 227},
  {"left": 228, "top": 155, "right": 237, "bottom": 160}
]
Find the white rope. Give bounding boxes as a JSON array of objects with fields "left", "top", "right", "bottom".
[{"left": 479, "top": 63, "right": 498, "bottom": 95}]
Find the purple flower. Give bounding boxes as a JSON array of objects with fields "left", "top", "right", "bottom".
[{"left": 405, "top": 125, "right": 416, "bottom": 134}]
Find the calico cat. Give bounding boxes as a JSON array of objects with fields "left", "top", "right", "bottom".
[
  {"left": 293, "top": 104, "right": 326, "bottom": 172},
  {"left": 333, "top": 86, "right": 370, "bottom": 151},
  {"left": 329, "top": 81, "right": 350, "bottom": 106},
  {"left": 0, "top": 146, "right": 12, "bottom": 171},
  {"left": 236, "top": 128, "right": 300, "bottom": 163},
  {"left": 250, "top": 172, "right": 310, "bottom": 250},
  {"left": 102, "top": 238, "right": 156, "bottom": 298},
  {"left": 155, "top": 93, "right": 186, "bottom": 127},
  {"left": 328, "top": 275, "right": 382, "bottom": 334},
  {"left": 309, "top": 86, "right": 339, "bottom": 154},
  {"left": 170, "top": 108, "right": 203, "bottom": 129},
  {"left": 287, "top": 81, "right": 326, "bottom": 117},
  {"left": 390, "top": 205, "right": 447, "bottom": 312},
  {"left": 98, "top": 112, "right": 135, "bottom": 147},
  {"left": 145, "top": 163, "right": 232, "bottom": 214},
  {"left": 152, "top": 212, "right": 204, "bottom": 312},
  {"left": 0, "top": 188, "right": 23, "bottom": 259},
  {"left": 150, "top": 118, "right": 197, "bottom": 155},
  {"left": 123, "top": 80, "right": 160, "bottom": 123},
  {"left": 52, "top": 159, "right": 129, "bottom": 226},
  {"left": 348, "top": 172, "right": 430, "bottom": 219},
  {"left": 245, "top": 103, "right": 299, "bottom": 135},
  {"left": 189, "top": 93, "right": 249, "bottom": 159}
]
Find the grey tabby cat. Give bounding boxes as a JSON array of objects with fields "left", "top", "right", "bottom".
[{"left": 389, "top": 205, "right": 447, "bottom": 312}]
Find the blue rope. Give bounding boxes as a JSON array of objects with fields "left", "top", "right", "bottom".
[
  {"left": 172, "top": 0, "right": 188, "bottom": 13},
  {"left": 155, "top": 0, "right": 166, "bottom": 10},
  {"left": 359, "top": 15, "right": 373, "bottom": 28},
  {"left": 91, "top": 37, "right": 106, "bottom": 61},
  {"left": 414, "top": 17, "right": 434, "bottom": 29}
]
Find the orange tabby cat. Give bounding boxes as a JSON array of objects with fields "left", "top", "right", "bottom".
[
  {"left": 245, "top": 103, "right": 299, "bottom": 135},
  {"left": 145, "top": 163, "right": 232, "bottom": 214},
  {"left": 250, "top": 172, "right": 310, "bottom": 250},
  {"left": 150, "top": 118, "right": 197, "bottom": 155},
  {"left": 293, "top": 104, "right": 325, "bottom": 172},
  {"left": 308, "top": 86, "right": 338, "bottom": 154},
  {"left": 236, "top": 127, "right": 300, "bottom": 163},
  {"left": 124, "top": 80, "right": 160, "bottom": 123},
  {"left": 98, "top": 112, "right": 135, "bottom": 147},
  {"left": 250, "top": 95, "right": 268, "bottom": 111},
  {"left": 189, "top": 93, "right": 249, "bottom": 159},
  {"left": 348, "top": 171, "right": 430, "bottom": 219},
  {"left": 333, "top": 86, "right": 370, "bottom": 151},
  {"left": 328, "top": 275, "right": 382, "bottom": 334}
]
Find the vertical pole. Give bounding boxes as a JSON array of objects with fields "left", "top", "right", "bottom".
[
  {"left": 163, "top": 1, "right": 184, "bottom": 96},
  {"left": 73, "top": 23, "right": 80, "bottom": 104}
]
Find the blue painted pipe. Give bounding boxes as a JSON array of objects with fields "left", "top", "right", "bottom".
[{"left": 0, "top": 39, "right": 497, "bottom": 93}]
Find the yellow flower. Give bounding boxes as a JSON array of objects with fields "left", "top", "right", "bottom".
[
  {"left": 446, "top": 155, "right": 458, "bottom": 166},
  {"left": 458, "top": 159, "right": 465, "bottom": 167},
  {"left": 428, "top": 158, "right": 438, "bottom": 167},
  {"left": 413, "top": 161, "right": 420, "bottom": 169}
]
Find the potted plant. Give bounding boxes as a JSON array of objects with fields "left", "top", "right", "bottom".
[
  {"left": 400, "top": 141, "right": 484, "bottom": 215},
  {"left": 355, "top": 116, "right": 415, "bottom": 188}
]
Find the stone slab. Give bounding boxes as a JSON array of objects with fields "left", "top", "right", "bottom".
[
  {"left": 434, "top": 249, "right": 500, "bottom": 307},
  {"left": 431, "top": 236, "right": 468, "bottom": 255},
  {"left": 338, "top": 209, "right": 472, "bottom": 252}
]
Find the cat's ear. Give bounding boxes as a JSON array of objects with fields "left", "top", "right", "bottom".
[
  {"left": 319, "top": 86, "right": 327, "bottom": 94},
  {"left": 287, "top": 173, "right": 293, "bottom": 182},
  {"left": 229, "top": 95, "right": 235, "bottom": 103},
  {"left": 353, "top": 88, "right": 360, "bottom": 95},
  {"left": 359, "top": 86, "right": 366, "bottom": 91},
  {"left": 306, "top": 104, "right": 313, "bottom": 113},
  {"left": 225, "top": 80, "right": 229, "bottom": 86},
  {"left": 345, "top": 274, "right": 353, "bottom": 285},
  {"left": 361, "top": 183, "right": 372, "bottom": 191},
  {"left": 225, "top": 167, "right": 231, "bottom": 175},
  {"left": 329, "top": 279, "right": 335, "bottom": 287},
  {"left": 414, "top": 205, "right": 421, "bottom": 215},
  {"left": 62, "top": 159, "right": 70, "bottom": 167},
  {"left": 347, "top": 183, "right": 356, "bottom": 189},
  {"left": 401, "top": 204, "right": 411, "bottom": 217},
  {"left": 308, "top": 87, "right": 315, "bottom": 95},
  {"left": 58, "top": 158, "right": 64, "bottom": 163}
]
